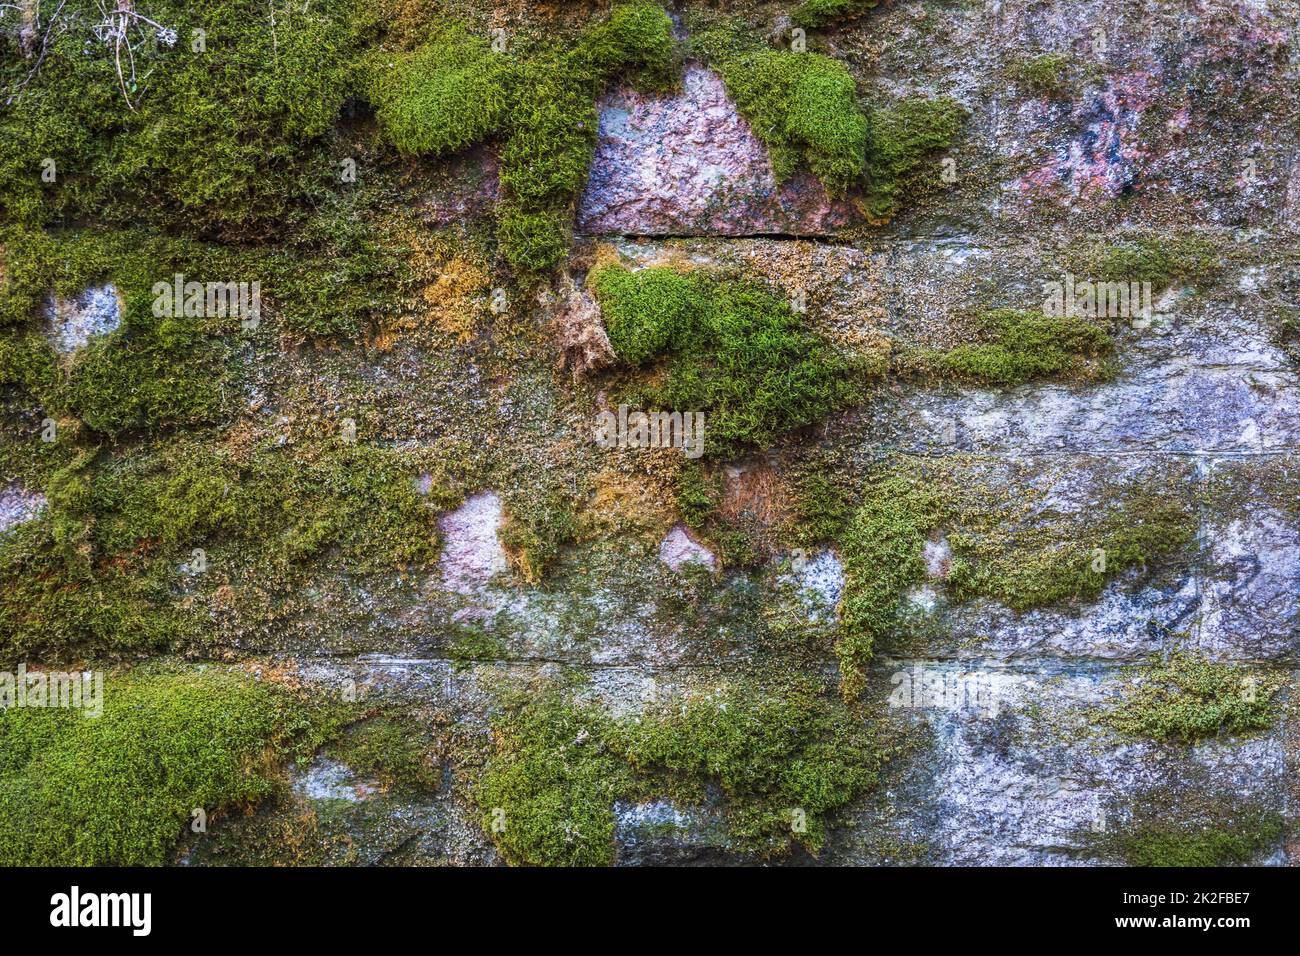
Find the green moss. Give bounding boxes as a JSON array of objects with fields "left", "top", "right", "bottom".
[
  {"left": 1114, "top": 815, "right": 1283, "bottom": 866},
  {"left": 946, "top": 480, "right": 1197, "bottom": 612},
  {"left": 474, "top": 680, "right": 881, "bottom": 865},
  {"left": 0, "top": 330, "right": 61, "bottom": 404},
  {"left": 1103, "top": 653, "right": 1282, "bottom": 744},
  {"left": 0, "top": 438, "right": 441, "bottom": 661},
  {"left": 861, "top": 97, "right": 966, "bottom": 222},
  {"left": 700, "top": 33, "right": 867, "bottom": 194},
  {"left": 324, "top": 714, "right": 441, "bottom": 791},
  {"left": 616, "top": 684, "right": 880, "bottom": 857},
  {"left": 792, "top": 0, "right": 881, "bottom": 29},
  {"left": 0, "top": 0, "right": 369, "bottom": 232},
  {"left": 834, "top": 459, "right": 1198, "bottom": 696},
  {"left": 913, "top": 309, "right": 1114, "bottom": 386},
  {"left": 1007, "top": 53, "right": 1074, "bottom": 99},
  {"left": 496, "top": 2, "right": 675, "bottom": 271},
  {"left": 447, "top": 623, "right": 507, "bottom": 669},
  {"left": 362, "top": 24, "right": 510, "bottom": 157},
  {"left": 1070, "top": 233, "right": 1225, "bottom": 292},
  {"left": 363, "top": 2, "right": 674, "bottom": 273},
  {"left": 590, "top": 264, "right": 861, "bottom": 459},
  {"left": 500, "top": 486, "right": 578, "bottom": 583},
  {"left": 788, "top": 455, "right": 854, "bottom": 546},
  {"left": 836, "top": 472, "right": 946, "bottom": 697},
  {"left": 0, "top": 666, "right": 350, "bottom": 865},
  {"left": 474, "top": 690, "right": 633, "bottom": 867}
]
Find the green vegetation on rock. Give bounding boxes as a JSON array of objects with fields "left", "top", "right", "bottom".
[
  {"left": 361, "top": 24, "right": 511, "bottom": 157},
  {"left": 590, "top": 263, "right": 861, "bottom": 458},
  {"left": 1114, "top": 814, "right": 1283, "bottom": 866},
  {"left": 837, "top": 472, "right": 946, "bottom": 697},
  {"left": 475, "top": 679, "right": 880, "bottom": 865},
  {"left": 1103, "top": 653, "right": 1281, "bottom": 743},
  {"left": 1007, "top": 53, "right": 1074, "bottom": 99},
  {"left": 0, "top": 666, "right": 350, "bottom": 865},
  {"left": 834, "top": 458, "right": 1197, "bottom": 697},
  {"left": 0, "top": 437, "right": 441, "bottom": 662},
  {"left": 691, "top": 21, "right": 866, "bottom": 194},
  {"left": 1069, "top": 233, "right": 1225, "bottom": 292},
  {"left": 861, "top": 97, "right": 967, "bottom": 222},
  {"left": 907, "top": 308, "right": 1114, "bottom": 386},
  {"left": 792, "top": 0, "right": 881, "bottom": 30},
  {"left": 0, "top": 0, "right": 368, "bottom": 233}
]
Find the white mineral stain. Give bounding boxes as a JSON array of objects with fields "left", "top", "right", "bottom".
[{"left": 438, "top": 491, "right": 508, "bottom": 593}]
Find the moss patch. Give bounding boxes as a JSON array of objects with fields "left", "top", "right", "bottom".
[
  {"left": 1007, "top": 53, "right": 1074, "bottom": 99},
  {"left": 590, "top": 263, "right": 862, "bottom": 459},
  {"left": 861, "top": 96, "right": 966, "bottom": 223},
  {"left": 691, "top": 21, "right": 867, "bottom": 194},
  {"left": 1113, "top": 814, "right": 1283, "bottom": 866},
  {"left": 904, "top": 308, "right": 1115, "bottom": 386},
  {"left": 1068, "top": 233, "right": 1225, "bottom": 292},
  {"left": 1102, "top": 653, "right": 1282, "bottom": 744},
  {"left": 834, "top": 458, "right": 1197, "bottom": 697},
  {"left": 792, "top": 0, "right": 881, "bottom": 30},
  {"left": 474, "top": 679, "right": 881, "bottom": 865},
  {"left": 0, "top": 665, "right": 350, "bottom": 865},
  {"left": 0, "top": 437, "right": 442, "bottom": 662}
]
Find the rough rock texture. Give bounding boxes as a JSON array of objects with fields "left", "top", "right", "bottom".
[
  {"left": 42, "top": 284, "right": 120, "bottom": 354},
  {"left": 658, "top": 523, "right": 718, "bottom": 570},
  {"left": 0, "top": 484, "right": 45, "bottom": 534},
  {"left": 577, "top": 66, "right": 859, "bottom": 236},
  {"left": 12, "top": 0, "right": 1299, "bottom": 869},
  {"left": 437, "top": 491, "right": 508, "bottom": 595}
]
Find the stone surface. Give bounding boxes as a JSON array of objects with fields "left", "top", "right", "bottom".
[
  {"left": 437, "top": 492, "right": 508, "bottom": 594},
  {"left": 43, "top": 284, "right": 120, "bottom": 354},
  {"left": 577, "top": 66, "right": 858, "bottom": 237},
  {"left": 0, "top": 484, "right": 45, "bottom": 534},
  {"left": 657, "top": 523, "right": 717, "bottom": 571}
]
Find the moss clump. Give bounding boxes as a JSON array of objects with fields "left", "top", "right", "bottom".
[
  {"left": 474, "top": 692, "right": 634, "bottom": 867},
  {"left": 0, "top": 666, "right": 349, "bottom": 865},
  {"left": 834, "top": 459, "right": 1198, "bottom": 697},
  {"left": 791, "top": 0, "right": 881, "bottom": 29},
  {"left": 496, "top": 2, "right": 675, "bottom": 271},
  {"left": 362, "top": 24, "right": 510, "bottom": 157},
  {"left": 1114, "top": 815, "right": 1283, "bottom": 866},
  {"left": 1103, "top": 653, "right": 1282, "bottom": 744},
  {"left": 616, "top": 685, "right": 880, "bottom": 857},
  {"left": 861, "top": 97, "right": 967, "bottom": 222},
  {"left": 500, "top": 487, "right": 578, "bottom": 583},
  {"left": 836, "top": 472, "right": 946, "bottom": 697},
  {"left": 0, "top": 438, "right": 441, "bottom": 661},
  {"left": 945, "top": 481, "right": 1196, "bottom": 611},
  {"left": 324, "top": 714, "right": 442, "bottom": 791},
  {"left": 590, "top": 264, "right": 861, "bottom": 459},
  {"left": 915, "top": 309, "right": 1114, "bottom": 386},
  {"left": 692, "top": 23, "right": 866, "bottom": 194},
  {"left": 1007, "top": 53, "right": 1074, "bottom": 99},
  {"left": 474, "top": 681, "right": 880, "bottom": 865},
  {"left": 0, "top": 0, "right": 368, "bottom": 233},
  {"left": 360, "top": 2, "right": 675, "bottom": 273},
  {"left": 0, "top": 228, "right": 239, "bottom": 436},
  {"left": 1070, "top": 233, "right": 1224, "bottom": 292}
]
